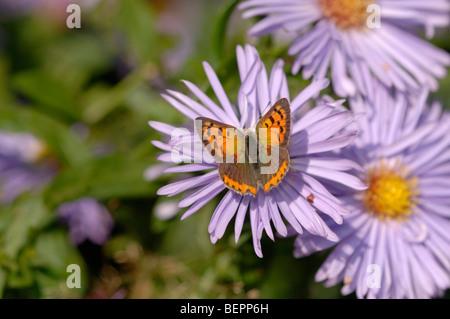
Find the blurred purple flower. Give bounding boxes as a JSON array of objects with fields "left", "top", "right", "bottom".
[
  {"left": 0, "top": 0, "right": 41, "bottom": 18},
  {"left": 239, "top": 0, "right": 450, "bottom": 98},
  {"left": 0, "top": 131, "right": 57, "bottom": 203},
  {"left": 150, "top": 44, "right": 366, "bottom": 257},
  {"left": 0, "top": 130, "right": 114, "bottom": 246},
  {"left": 294, "top": 84, "right": 450, "bottom": 298},
  {"left": 0, "top": 0, "right": 101, "bottom": 20},
  {"left": 58, "top": 197, "right": 114, "bottom": 246},
  {"left": 154, "top": 0, "right": 200, "bottom": 75}
]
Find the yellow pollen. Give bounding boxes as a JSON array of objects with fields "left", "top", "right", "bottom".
[
  {"left": 318, "top": 0, "right": 374, "bottom": 30},
  {"left": 363, "top": 160, "right": 419, "bottom": 220}
]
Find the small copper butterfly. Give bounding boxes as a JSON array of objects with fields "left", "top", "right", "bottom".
[{"left": 195, "top": 98, "right": 291, "bottom": 196}]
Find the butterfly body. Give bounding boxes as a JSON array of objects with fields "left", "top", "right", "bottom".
[{"left": 196, "top": 98, "right": 291, "bottom": 197}]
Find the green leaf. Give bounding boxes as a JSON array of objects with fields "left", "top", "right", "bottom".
[
  {"left": 213, "top": 0, "right": 241, "bottom": 60},
  {"left": 33, "top": 268, "right": 87, "bottom": 298},
  {"left": 6, "top": 253, "right": 34, "bottom": 289},
  {"left": 32, "top": 230, "right": 85, "bottom": 278},
  {"left": 159, "top": 200, "right": 217, "bottom": 261},
  {"left": 42, "top": 33, "right": 114, "bottom": 92},
  {"left": 0, "top": 55, "right": 14, "bottom": 105},
  {"left": 12, "top": 69, "right": 79, "bottom": 122},
  {"left": 0, "top": 269, "right": 6, "bottom": 298},
  {"left": 44, "top": 155, "right": 159, "bottom": 209},
  {"left": 116, "top": 0, "right": 158, "bottom": 64},
  {"left": 81, "top": 67, "right": 150, "bottom": 123},
  {"left": 433, "top": 74, "right": 450, "bottom": 111},
  {"left": 1, "top": 196, "right": 52, "bottom": 259},
  {"left": 0, "top": 105, "right": 91, "bottom": 167}
]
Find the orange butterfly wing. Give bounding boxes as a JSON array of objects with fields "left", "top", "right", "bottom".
[
  {"left": 195, "top": 117, "right": 243, "bottom": 163},
  {"left": 255, "top": 98, "right": 291, "bottom": 193},
  {"left": 256, "top": 98, "right": 291, "bottom": 147},
  {"left": 195, "top": 117, "right": 259, "bottom": 196}
]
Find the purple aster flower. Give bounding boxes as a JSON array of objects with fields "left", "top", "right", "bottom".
[
  {"left": 294, "top": 83, "right": 450, "bottom": 298},
  {"left": 0, "top": 131, "right": 57, "bottom": 203},
  {"left": 150, "top": 44, "right": 366, "bottom": 257},
  {"left": 239, "top": 0, "right": 450, "bottom": 98},
  {"left": 58, "top": 197, "right": 114, "bottom": 246}
]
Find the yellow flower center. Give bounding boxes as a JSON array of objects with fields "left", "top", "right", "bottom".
[
  {"left": 318, "top": 0, "right": 374, "bottom": 30},
  {"left": 363, "top": 159, "right": 419, "bottom": 220}
]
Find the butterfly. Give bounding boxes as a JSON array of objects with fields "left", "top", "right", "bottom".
[{"left": 195, "top": 98, "right": 291, "bottom": 197}]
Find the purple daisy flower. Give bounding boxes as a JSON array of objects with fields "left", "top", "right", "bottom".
[
  {"left": 0, "top": 131, "right": 57, "bottom": 203},
  {"left": 58, "top": 197, "right": 114, "bottom": 246},
  {"left": 239, "top": 0, "right": 450, "bottom": 98},
  {"left": 294, "top": 83, "right": 450, "bottom": 298},
  {"left": 150, "top": 44, "right": 366, "bottom": 257}
]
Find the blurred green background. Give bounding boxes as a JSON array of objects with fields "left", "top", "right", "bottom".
[{"left": 0, "top": 0, "right": 448, "bottom": 299}]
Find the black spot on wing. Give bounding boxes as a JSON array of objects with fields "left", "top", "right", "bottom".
[
  {"left": 269, "top": 116, "right": 275, "bottom": 124},
  {"left": 275, "top": 107, "right": 284, "bottom": 119}
]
